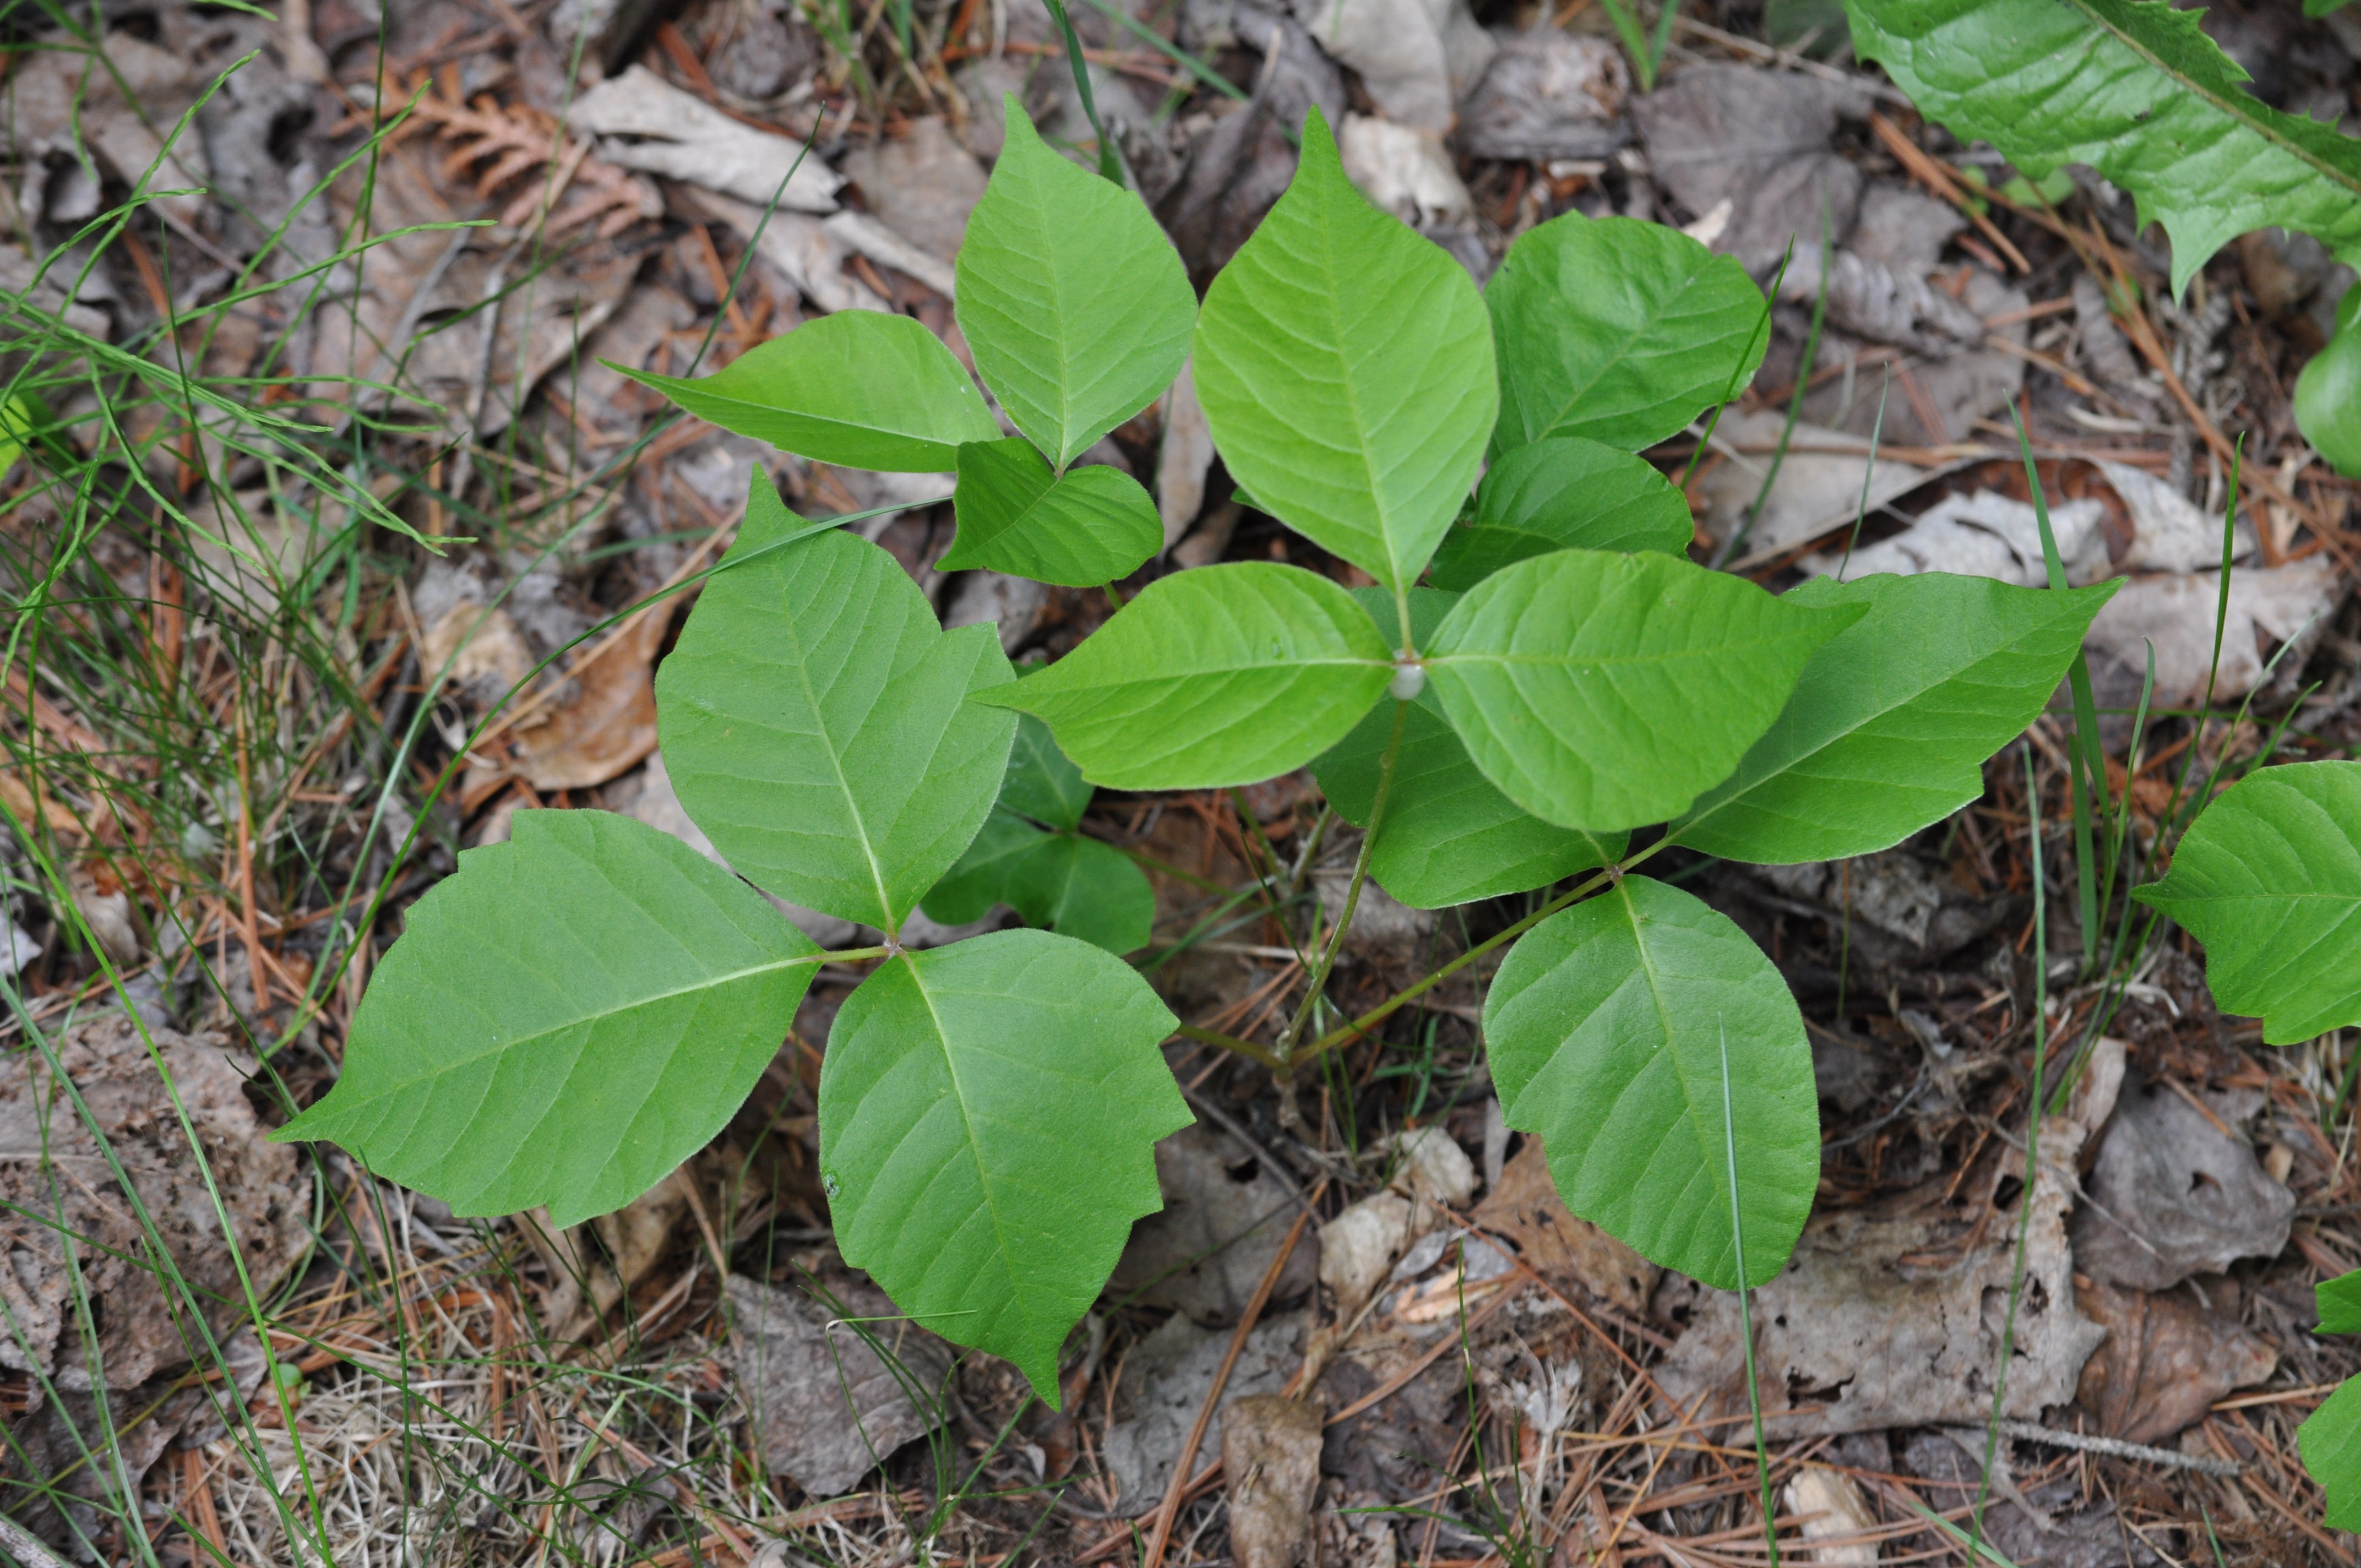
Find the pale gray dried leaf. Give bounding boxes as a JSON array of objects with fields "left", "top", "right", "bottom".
[
  {"left": 1290, "top": 0, "right": 1493, "bottom": 132},
  {"left": 1337, "top": 116, "right": 1472, "bottom": 231},
  {"left": 1632, "top": 66, "right": 1865, "bottom": 265},
  {"left": 1103, "top": 1311, "right": 1304, "bottom": 1513},
  {"left": 720, "top": 1273, "right": 950, "bottom": 1498},
  {"left": 1698, "top": 410, "right": 1945, "bottom": 563},
  {"left": 1655, "top": 1113, "right": 2106, "bottom": 1437},
  {"left": 2096, "top": 459, "right": 2256, "bottom": 573},
  {"left": 565, "top": 65, "right": 843, "bottom": 211},
  {"left": 1156, "top": 359, "right": 1216, "bottom": 549},
  {"left": 1847, "top": 182, "right": 1966, "bottom": 276},
  {"left": 1223, "top": 1396, "right": 1325, "bottom": 1568},
  {"left": 841, "top": 118, "right": 987, "bottom": 264},
  {"left": 1799, "top": 488, "right": 2109, "bottom": 586},
  {"left": 1107, "top": 1125, "right": 1319, "bottom": 1326},
  {"left": 2068, "top": 1068, "right": 2294, "bottom": 1292},
  {"left": 2082, "top": 558, "right": 2340, "bottom": 707},
  {"left": 1777, "top": 247, "right": 1986, "bottom": 355},
  {"left": 1457, "top": 30, "right": 1628, "bottom": 161}
]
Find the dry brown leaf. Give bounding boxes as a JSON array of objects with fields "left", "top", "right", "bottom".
[
  {"left": 1223, "top": 1396, "right": 1326, "bottom": 1568},
  {"left": 494, "top": 608, "right": 670, "bottom": 793},
  {"left": 2072, "top": 1278, "right": 2276, "bottom": 1445}
]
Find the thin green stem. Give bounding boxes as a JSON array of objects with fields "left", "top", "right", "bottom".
[
  {"left": 1276, "top": 698, "right": 1408, "bottom": 1067},
  {"left": 1968, "top": 745, "right": 2053, "bottom": 1564},
  {"left": 1715, "top": 209, "right": 1832, "bottom": 569},
  {"left": 1721, "top": 1021, "right": 1780, "bottom": 1568},
  {"left": 1173, "top": 1021, "right": 1285, "bottom": 1071},
  {"left": 1679, "top": 240, "right": 1794, "bottom": 496}
]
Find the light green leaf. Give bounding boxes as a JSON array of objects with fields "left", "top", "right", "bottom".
[
  {"left": 2302, "top": 1376, "right": 2361, "bottom": 1530},
  {"left": 1484, "top": 875, "right": 1818, "bottom": 1289},
  {"left": 658, "top": 514, "right": 1018, "bottom": 932},
  {"left": 623, "top": 312, "right": 997, "bottom": 471},
  {"left": 1002, "top": 712, "right": 1093, "bottom": 830},
  {"left": 943, "top": 438, "right": 1162, "bottom": 586},
  {"left": 1424, "top": 549, "right": 1859, "bottom": 832},
  {"left": 1428, "top": 437, "right": 1694, "bottom": 591},
  {"left": 2298, "top": 288, "right": 2361, "bottom": 478},
  {"left": 2132, "top": 760, "right": 2361, "bottom": 1044},
  {"left": 820, "top": 929, "right": 1190, "bottom": 1398},
  {"left": 973, "top": 562, "right": 1393, "bottom": 791},
  {"left": 955, "top": 96, "right": 1197, "bottom": 469},
  {"left": 275, "top": 811, "right": 820, "bottom": 1228},
  {"left": 1487, "top": 213, "right": 1769, "bottom": 455},
  {"left": 1315, "top": 696, "right": 1624, "bottom": 909},
  {"left": 1845, "top": 0, "right": 2361, "bottom": 296},
  {"left": 2319, "top": 1270, "right": 2361, "bottom": 1335},
  {"left": 1193, "top": 107, "right": 1495, "bottom": 590},
  {"left": 1672, "top": 572, "right": 2119, "bottom": 863}
]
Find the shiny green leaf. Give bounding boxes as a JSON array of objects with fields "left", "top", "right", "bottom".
[
  {"left": 943, "top": 438, "right": 1161, "bottom": 586},
  {"left": 1428, "top": 437, "right": 1695, "bottom": 591}
]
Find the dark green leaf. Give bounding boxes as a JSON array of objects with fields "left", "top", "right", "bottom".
[
  {"left": 820, "top": 930, "right": 1189, "bottom": 1398},
  {"left": 943, "top": 438, "right": 1162, "bottom": 586},
  {"left": 2320, "top": 1270, "right": 2361, "bottom": 1335},
  {"left": 276, "top": 811, "right": 820, "bottom": 1227},
  {"left": 624, "top": 312, "right": 997, "bottom": 471},
  {"left": 1428, "top": 437, "right": 1695, "bottom": 591},
  {"left": 2133, "top": 760, "right": 2361, "bottom": 1044},
  {"left": 1484, "top": 875, "right": 1818, "bottom": 1288},
  {"left": 1672, "top": 572, "right": 2119, "bottom": 863},
  {"left": 2302, "top": 1376, "right": 2361, "bottom": 1529},
  {"left": 974, "top": 562, "right": 1393, "bottom": 790},
  {"left": 1487, "top": 214, "right": 1769, "bottom": 455},
  {"left": 1003, "top": 712, "right": 1094, "bottom": 830}
]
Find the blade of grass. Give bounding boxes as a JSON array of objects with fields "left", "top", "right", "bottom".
[
  {"left": 1721, "top": 1021, "right": 1781, "bottom": 1568},
  {"left": 1713, "top": 207, "right": 1833, "bottom": 570}
]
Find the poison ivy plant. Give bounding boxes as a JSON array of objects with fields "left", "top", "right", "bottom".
[
  {"left": 2297, "top": 288, "right": 2361, "bottom": 477},
  {"left": 2134, "top": 760, "right": 2361, "bottom": 1044},
  {"left": 287, "top": 97, "right": 2161, "bottom": 1405},
  {"left": 2300, "top": 1271, "right": 2361, "bottom": 1527}
]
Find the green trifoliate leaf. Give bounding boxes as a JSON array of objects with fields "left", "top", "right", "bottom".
[
  {"left": 1193, "top": 107, "right": 1495, "bottom": 591},
  {"left": 1314, "top": 696, "right": 1624, "bottom": 909},
  {"left": 1845, "top": 0, "right": 2361, "bottom": 297},
  {"left": 1001, "top": 712, "right": 1094, "bottom": 830},
  {"left": 1672, "top": 572, "right": 2120, "bottom": 863},
  {"left": 2302, "top": 1376, "right": 2361, "bottom": 1530},
  {"left": 1424, "top": 549, "right": 1859, "bottom": 832},
  {"left": 623, "top": 312, "right": 997, "bottom": 471},
  {"left": 1487, "top": 214, "right": 1768, "bottom": 455},
  {"left": 1428, "top": 438, "right": 1695, "bottom": 591},
  {"left": 1484, "top": 875, "right": 1818, "bottom": 1289},
  {"left": 2133, "top": 761, "right": 2361, "bottom": 1044},
  {"left": 820, "top": 929, "right": 1189, "bottom": 1399},
  {"left": 943, "top": 438, "right": 1162, "bottom": 586},
  {"left": 973, "top": 562, "right": 1394, "bottom": 791},
  {"left": 955, "top": 96, "right": 1196, "bottom": 469},
  {"left": 2320, "top": 1270, "right": 2361, "bottom": 1335},
  {"left": 920, "top": 810, "right": 1046, "bottom": 925},
  {"left": 994, "top": 830, "right": 1156, "bottom": 953},
  {"left": 659, "top": 509, "right": 1017, "bottom": 932},
  {"left": 275, "top": 811, "right": 820, "bottom": 1228}
]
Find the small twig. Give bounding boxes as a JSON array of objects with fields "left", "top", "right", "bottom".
[{"left": 1990, "top": 1419, "right": 2240, "bottom": 1478}]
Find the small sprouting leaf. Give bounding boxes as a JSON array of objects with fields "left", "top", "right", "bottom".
[
  {"left": 275, "top": 811, "right": 820, "bottom": 1228},
  {"left": 1427, "top": 437, "right": 1695, "bottom": 591},
  {"left": 1315, "top": 697, "right": 1624, "bottom": 909},
  {"left": 1424, "top": 549, "right": 1859, "bottom": 832},
  {"left": 1193, "top": 107, "right": 1495, "bottom": 590},
  {"left": 973, "top": 562, "right": 1393, "bottom": 790},
  {"left": 820, "top": 929, "right": 1190, "bottom": 1399},
  {"left": 943, "top": 438, "right": 1162, "bottom": 586},
  {"left": 2133, "top": 760, "right": 2361, "bottom": 1044},
  {"left": 2319, "top": 1270, "right": 2361, "bottom": 1334},
  {"left": 1845, "top": 0, "right": 2361, "bottom": 297},
  {"left": 1002, "top": 713, "right": 1093, "bottom": 831},
  {"left": 1672, "top": 571, "right": 2119, "bottom": 863},
  {"left": 2297, "top": 289, "right": 2361, "bottom": 478},
  {"left": 955, "top": 96, "right": 1197, "bottom": 469},
  {"left": 623, "top": 312, "right": 998, "bottom": 471},
  {"left": 1484, "top": 875, "right": 1818, "bottom": 1289},
  {"left": 1487, "top": 213, "right": 1768, "bottom": 455},
  {"left": 659, "top": 495, "right": 1018, "bottom": 932},
  {"left": 2302, "top": 1376, "right": 2361, "bottom": 1530}
]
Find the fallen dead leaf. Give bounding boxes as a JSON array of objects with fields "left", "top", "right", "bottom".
[
  {"left": 1109, "top": 1125, "right": 1320, "bottom": 1326},
  {"left": 1456, "top": 30, "right": 1626, "bottom": 162},
  {"left": 2073, "top": 1277, "right": 2276, "bottom": 1445},
  {"left": 1470, "top": 1137, "right": 1657, "bottom": 1316},
  {"left": 494, "top": 606, "right": 670, "bottom": 792},
  {"left": 1783, "top": 1465, "right": 1878, "bottom": 1567},
  {"left": 565, "top": 65, "right": 844, "bottom": 212},
  {"left": 1104, "top": 1310, "right": 1305, "bottom": 1514},
  {"left": 1799, "top": 487, "right": 2109, "bottom": 585},
  {"left": 1223, "top": 1395, "right": 1326, "bottom": 1568},
  {"left": 2068, "top": 1067, "right": 2294, "bottom": 1292},
  {"left": 2082, "top": 558, "right": 2338, "bottom": 707}
]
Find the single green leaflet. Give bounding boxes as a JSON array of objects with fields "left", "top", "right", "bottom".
[
  {"left": 1844, "top": 0, "right": 2361, "bottom": 295},
  {"left": 2134, "top": 761, "right": 2361, "bottom": 1044},
  {"left": 2320, "top": 1270, "right": 2361, "bottom": 1334},
  {"left": 955, "top": 96, "right": 1196, "bottom": 469},
  {"left": 1312, "top": 589, "right": 1622, "bottom": 908},
  {"left": 973, "top": 562, "right": 1394, "bottom": 790},
  {"left": 1484, "top": 874, "right": 1818, "bottom": 1289},
  {"left": 2297, "top": 288, "right": 2361, "bottom": 477},
  {"left": 1486, "top": 214, "right": 1770, "bottom": 455},
  {"left": 623, "top": 311, "right": 997, "bottom": 471},
  {"left": 1672, "top": 572, "right": 2120, "bottom": 863},
  {"left": 944, "top": 438, "right": 1162, "bottom": 586},
  {"left": 819, "top": 929, "right": 1190, "bottom": 1400},
  {"left": 1000, "top": 711, "right": 1094, "bottom": 830},
  {"left": 276, "top": 811, "right": 822, "bottom": 1228},
  {"left": 1424, "top": 549, "right": 1860, "bottom": 832},
  {"left": 1427, "top": 437, "right": 1694, "bottom": 592},
  {"left": 1192, "top": 107, "right": 1495, "bottom": 592},
  {"left": 659, "top": 487, "right": 1018, "bottom": 932},
  {"left": 2304, "top": 1378, "right": 2361, "bottom": 1529}
]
